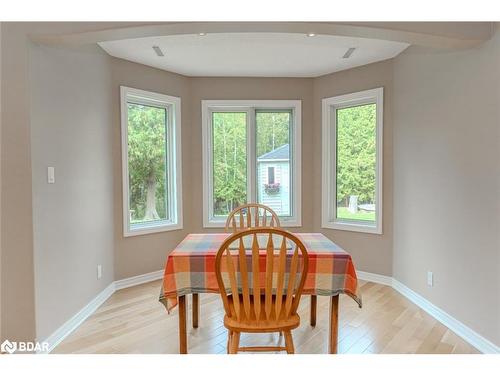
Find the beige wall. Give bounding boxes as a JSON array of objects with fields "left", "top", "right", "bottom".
[
  {"left": 343, "top": 22, "right": 494, "bottom": 41},
  {"left": 1, "top": 23, "right": 37, "bottom": 342},
  {"left": 312, "top": 60, "right": 394, "bottom": 276},
  {"left": 0, "top": 22, "right": 146, "bottom": 343},
  {"left": 189, "top": 77, "right": 315, "bottom": 233},
  {"left": 111, "top": 58, "right": 192, "bottom": 280},
  {"left": 392, "top": 31, "right": 500, "bottom": 345},
  {"left": 30, "top": 44, "right": 115, "bottom": 340}
]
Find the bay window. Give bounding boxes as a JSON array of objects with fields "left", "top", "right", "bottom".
[
  {"left": 322, "top": 88, "right": 383, "bottom": 234},
  {"left": 202, "top": 100, "right": 301, "bottom": 227},
  {"left": 120, "top": 86, "right": 182, "bottom": 236}
]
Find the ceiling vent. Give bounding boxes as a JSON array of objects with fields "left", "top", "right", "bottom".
[
  {"left": 342, "top": 47, "right": 356, "bottom": 59},
  {"left": 152, "top": 46, "right": 164, "bottom": 57}
]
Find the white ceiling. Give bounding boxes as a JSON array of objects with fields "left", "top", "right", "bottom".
[{"left": 98, "top": 32, "right": 409, "bottom": 77}]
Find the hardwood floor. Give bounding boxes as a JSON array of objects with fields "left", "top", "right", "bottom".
[{"left": 53, "top": 280, "right": 479, "bottom": 354}]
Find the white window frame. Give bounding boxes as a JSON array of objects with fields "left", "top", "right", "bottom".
[
  {"left": 321, "top": 87, "right": 383, "bottom": 234},
  {"left": 120, "top": 86, "right": 183, "bottom": 237},
  {"left": 202, "top": 100, "right": 302, "bottom": 228}
]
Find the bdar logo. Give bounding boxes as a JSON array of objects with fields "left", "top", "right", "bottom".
[
  {"left": 0, "top": 340, "right": 48, "bottom": 353},
  {"left": 1, "top": 340, "right": 17, "bottom": 354}
]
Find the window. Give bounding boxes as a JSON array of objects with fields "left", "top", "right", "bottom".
[
  {"left": 120, "top": 86, "right": 182, "bottom": 236},
  {"left": 202, "top": 100, "right": 301, "bottom": 227},
  {"left": 211, "top": 111, "right": 248, "bottom": 216},
  {"left": 322, "top": 88, "right": 383, "bottom": 234},
  {"left": 267, "top": 167, "right": 275, "bottom": 184}
]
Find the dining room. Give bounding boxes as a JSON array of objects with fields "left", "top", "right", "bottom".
[{"left": 1, "top": 13, "right": 499, "bottom": 367}]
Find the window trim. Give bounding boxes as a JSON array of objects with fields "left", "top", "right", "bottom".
[
  {"left": 321, "top": 87, "right": 383, "bottom": 234},
  {"left": 202, "top": 100, "right": 302, "bottom": 228},
  {"left": 120, "top": 86, "right": 183, "bottom": 237}
]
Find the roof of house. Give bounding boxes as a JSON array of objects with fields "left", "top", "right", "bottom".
[{"left": 257, "top": 144, "right": 290, "bottom": 161}]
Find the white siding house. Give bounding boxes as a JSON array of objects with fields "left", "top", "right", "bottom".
[{"left": 257, "top": 144, "right": 290, "bottom": 216}]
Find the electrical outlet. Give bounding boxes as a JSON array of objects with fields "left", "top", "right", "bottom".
[
  {"left": 97, "top": 265, "right": 102, "bottom": 280},
  {"left": 427, "top": 271, "right": 433, "bottom": 287}
]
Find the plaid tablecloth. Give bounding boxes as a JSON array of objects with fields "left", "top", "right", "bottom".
[{"left": 159, "top": 233, "right": 362, "bottom": 312}]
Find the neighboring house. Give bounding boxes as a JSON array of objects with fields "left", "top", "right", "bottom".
[{"left": 257, "top": 144, "right": 290, "bottom": 216}]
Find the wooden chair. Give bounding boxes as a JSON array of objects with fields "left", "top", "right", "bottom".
[
  {"left": 225, "top": 203, "right": 281, "bottom": 232},
  {"left": 215, "top": 228, "right": 309, "bottom": 354},
  {"left": 225, "top": 204, "right": 317, "bottom": 330}
]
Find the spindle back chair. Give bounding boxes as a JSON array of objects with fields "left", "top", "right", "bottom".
[
  {"left": 215, "top": 228, "right": 309, "bottom": 354},
  {"left": 224, "top": 203, "right": 281, "bottom": 232}
]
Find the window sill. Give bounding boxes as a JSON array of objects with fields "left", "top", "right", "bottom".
[
  {"left": 124, "top": 221, "right": 183, "bottom": 237},
  {"left": 322, "top": 221, "right": 382, "bottom": 235},
  {"left": 204, "top": 218, "right": 302, "bottom": 229},
  {"left": 203, "top": 220, "right": 227, "bottom": 229}
]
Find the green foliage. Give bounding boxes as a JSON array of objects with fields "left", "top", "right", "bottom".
[
  {"left": 212, "top": 112, "right": 247, "bottom": 215},
  {"left": 212, "top": 111, "right": 291, "bottom": 215},
  {"left": 256, "top": 111, "right": 290, "bottom": 158},
  {"left": 127, "top": 103, "right": 167, "bottom": 222},
  {"left": 336, "top": 104, "right": 376, "bottom": 205},
  {"left": 337, "top": 207, "right": 375, "bottom": 221}
]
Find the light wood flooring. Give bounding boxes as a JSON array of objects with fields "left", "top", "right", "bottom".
[{"left": 53, "top": 280, "right": 479, "bottom": 354}]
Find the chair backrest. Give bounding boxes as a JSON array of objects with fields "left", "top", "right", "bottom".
[
  {"left": 215, "top": 228, "right": 309, "bottom": 322},
  {"left": 225, "top": 203, "right": 281, "bottom": 232}
]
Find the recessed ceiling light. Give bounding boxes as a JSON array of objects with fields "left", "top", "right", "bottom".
[
  {"left": 307, "top": 33, "right": 316, "bottom": 37},
  {"left": 152, "top": 46, "right": 164, "bottom": 57},
  {"left": 342, "top": 47, "right": 356, "bottom": 59},
  {"left": 199, "top": 32, "right": 207, "bottom": 36}
]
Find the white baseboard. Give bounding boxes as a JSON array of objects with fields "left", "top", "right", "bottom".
[
  {"left": 357, "top": 270, "right": 393, "bottom": 286},
  {"left": 41, "top": 268, "right": 499, "bottom": 354},
  {"left": 359, "top": 270, "right": 499, "bottom": 354},
  {"left": 41, "top": 270, "right": 164, "bottom": 353},
  {"left": 40, "top": 282, "right": 115, "bottom": 353},
  {"left": 391, "top": 278, "right": 500, "bottom": 354},
  {"left": 114, "top": 270, "right": 164, "bottom": 290}
]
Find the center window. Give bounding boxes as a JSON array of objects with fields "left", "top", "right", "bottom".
[{"left": 202, "top": 100, "right": 301, "bottom": 227}]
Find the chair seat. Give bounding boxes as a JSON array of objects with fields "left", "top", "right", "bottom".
[{"left": 224, "top": 294, "right": 301, "bottom": 333}]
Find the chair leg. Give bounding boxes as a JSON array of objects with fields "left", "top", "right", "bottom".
[
  {"left": 230, "top": 332, "right": 240, "bottom": 354},
  {"left": 227, "top": 330, "right": 232, "bottom": 354},
  {"left": 283, "top": 331, "right": 295, "bottom": 354}
]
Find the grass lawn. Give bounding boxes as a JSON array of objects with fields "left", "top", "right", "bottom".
[{"left": 337, "top": 207, "right": 375, "bottom": 222}]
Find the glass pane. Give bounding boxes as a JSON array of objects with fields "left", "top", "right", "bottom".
[
  {"left": 127, "top": 103, "right": 168, "bottom": 227},
  {"left": 336, "top": 103, "right": 376, "bottom": 223},
  {"left": 256, "top": 111, "right": 291, "bottom": 216},
  {"left": 212, "top": 112, "right": 247, "bottom": 217}
]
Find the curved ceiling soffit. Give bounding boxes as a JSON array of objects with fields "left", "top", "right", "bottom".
[{"left": 30, "top": 22, "right": 488, "bottom": 50}]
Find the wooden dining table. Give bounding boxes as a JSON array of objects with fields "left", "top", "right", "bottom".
[{"left": 159, "top": 232, "right": 362, "bottom": 354}]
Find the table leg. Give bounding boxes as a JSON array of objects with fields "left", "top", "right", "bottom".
[
  {"left": 192, "top": 293, "right": 199, "bottom": 328},
  {"left": 178, "top": 295, "right": 187, "bottom": 354},
  {"left": 310, "top": 295, "right": 317, "bottom": 327},
  {"left": 329, "top": 295, "right": 339, "bottom": 354}
]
